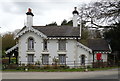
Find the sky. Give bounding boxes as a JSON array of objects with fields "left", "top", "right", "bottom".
[{"left": 0, "top": 0, "right": 97, "bottom": 33}]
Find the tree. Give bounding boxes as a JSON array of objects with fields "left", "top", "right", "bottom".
[
  {"left": 104, "top": 22, "right": 120, "bottom": 51},
  {"left": 61, "top": 19, "right": 67, "bottom": 26},
  {"left": 0, "top": 36, "right": 1, "bottom": 47},
  {"left": 61, "top": 19, "right": 73, "bottom": 26},
  {"left": 104, "top": 21, "right": 120, "bottom": 61},
  {"left": 46, "top": 22, "right": 57, "bottom": 26},
  {"left": 79, "top": 0, "right": 120, "bottom": 28},
  {"left": 2, "top": 32, "right": 16, "bottom": 57},
  {"left": 67, "top": 20, "right": 73, "bottom": 26}
]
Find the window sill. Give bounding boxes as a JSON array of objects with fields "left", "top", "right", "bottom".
[
  {"left": 26, "top": 50, "right": 35, "bottom": 52},
  {"left": 41, "top": 50, "right": 50, "bottom": 54},
  {"left": 57, "top": 50, "right": 67, "bottom": 54},
  {"left": 42, "top": 49, "right": 49, "bottom": 52},
  {"left": 57, "top": 50, "right": 67, "bottom": 52}
]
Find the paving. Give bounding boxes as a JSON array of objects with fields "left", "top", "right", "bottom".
[{"left": 1, "top": 68, "right": 119, "bottom": 79}]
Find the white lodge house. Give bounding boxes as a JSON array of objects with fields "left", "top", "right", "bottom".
[{"left": 6, "top": 8, "right": 111, "bottom": 67}]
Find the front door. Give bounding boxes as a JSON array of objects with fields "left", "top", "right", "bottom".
[{"left": 28, "top": 54, "right": 34, "bottom": 64}]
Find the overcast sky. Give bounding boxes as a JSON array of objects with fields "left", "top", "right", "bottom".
[{"left": 0, "top": 0, "right": 97, "bottom": 33}]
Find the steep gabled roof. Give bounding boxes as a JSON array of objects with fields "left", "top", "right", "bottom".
[
  {"left": 33, "top": 26, "right": 80, "bottom": 37},
  {"left": 14, "top": 26, "right": 47, "bottom": 39},
  {"left": 5, "top": 44, "right": 18, "bottom": 54},
  {"left": 15, "top": 26, "right": 80, "bottom": 39},
  {"left": 87, "top": 39, "right": 111, "bottom": 51},
  {"left": 77, "top": 42, "right": 92, "bottom": 53}
]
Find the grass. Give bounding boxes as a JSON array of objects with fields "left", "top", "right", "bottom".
[
  {"left": 3, "top": 68, "right": 85, "bottom": 72},
  {"left": 88, "top": 66, "right": 119, "bottom": 71},
  {"left": 2, "top": 66, "right": 119, "bottom": 72}
]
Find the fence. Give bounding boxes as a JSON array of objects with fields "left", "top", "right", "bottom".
[{"left": 11, "top": 59, "right": 110, "bottom": 68}]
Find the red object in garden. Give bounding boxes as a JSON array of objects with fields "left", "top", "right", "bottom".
[{"left": 96, "top": 53, "right": 102, "bottom": 60}]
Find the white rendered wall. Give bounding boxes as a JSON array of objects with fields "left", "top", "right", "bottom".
[
  {"left": 66, "top": 40, "right": 77, "bottom": 67},
  {"left": 19, "top": 32, "right": 43, "bottom": 64},
  {"left": 18, "top": 33, "right": 93, "bottom": 67},
  {"left": 19, "top": 33, "right": 82, "bottom": 66},
  {"left": 89, "top": 53, "right": 108, "bottom": 64},
  {"left": 18, "top": 31, "right": 109, "bottom": 67},
  {"left": 77, "top": 44, "right": 91, "bottom": 66},
  {"left": 47, "top": 39, "right": 58, "bottom": 64}
]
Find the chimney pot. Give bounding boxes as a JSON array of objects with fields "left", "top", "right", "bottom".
[
  {"left": 74, "top": 7, "right": 77, "bottom": 10},
  {"left": 28, "top": 8, "right": 31, "bottom": 12}
]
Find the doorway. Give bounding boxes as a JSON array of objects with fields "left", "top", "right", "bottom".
[{"left": 81, "top": 55, "right": 85, "bottom": 65}]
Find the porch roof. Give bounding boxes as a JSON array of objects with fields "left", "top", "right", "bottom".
[
  {"left": 5, "top": 44, "right": 18, "bottom": 54},
  {"left": 87, "top": 39, "right": 111, "bottom": 51}
]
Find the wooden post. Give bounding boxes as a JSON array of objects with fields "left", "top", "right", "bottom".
[
  {"left": 16, "top": 54, "right": 18, "bottom": 64},
  {"left": 8, "top": 54, "right": 11, "bottom": 64},
  {"left": 93, "top": 51, "right": 95, "bottom": 68},
  {"left": 15, "top": 51, "right": 18, "bottom": 64}
]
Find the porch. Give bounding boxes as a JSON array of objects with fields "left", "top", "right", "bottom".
[{"left": 5, "top": 44, "right": 18, "bottom": 64}]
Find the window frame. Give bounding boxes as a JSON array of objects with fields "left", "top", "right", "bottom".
[
  {"left": 58, "top": 39, "right": 66, "bottom": 51},
  {"left": 58, "top": 54, "right": 66, "bottom": 65},
  {"left": 27, "top": 54, "right": 34, "bottom": 64},
  {"left": 43, "top": 39, "right": 48, "bottom": 51},
  {"left": 28, "top": 37, "right": 34, "bottom": 50},
  {"left": 42, "top": 54, "right": 49, "bottom": 65}
]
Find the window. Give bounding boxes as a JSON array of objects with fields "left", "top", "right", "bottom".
[
  {"left": 58, "top": 40, "right": 66, "bottom": 51},
  {"left": 42, "top": 54, "right": 49, "bottom": 65},
  {"left": 59, "top": 54, "right": 66, "bottom": 65},
  {"left": 43, "top": 39, "right": 47, "bottom": 50},
  {"left": 27, "top": 54, "right": 34, "bottom": 64},
  {"left": 28, "top": 37, "right": 34, "bottom": 50}
]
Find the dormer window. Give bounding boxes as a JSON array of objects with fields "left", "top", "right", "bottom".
[
  {"left": 43, "top": 39, "right": 47, "bottom": 50},
  {"left": 58, "top": 40, "right": 66, "bottom": 51},
  {"left": 28, "top": 37, "right": 34, "bottom": 50}
]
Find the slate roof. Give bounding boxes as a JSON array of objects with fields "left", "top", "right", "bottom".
[
  {"left": 87, "top": 39, "right": 110, "bottom": 51},
  {"left": 33, "top": 26, "right": 80, "bottom": 37}
]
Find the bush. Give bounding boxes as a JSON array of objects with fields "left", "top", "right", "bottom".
[
  {"left": 2, "top": 59, "right": 9, "bottom": 65},
  {"left": 16, "top": 66, "right": 25, "bottom": 70},
  {"left": 6, "top": 64, "right": 18, "bottom": 69},
  {"left": 87, "top": 65, "right": 92, "bottom": 68},
  {"left": 59, "top": 65, "right": 69, "bottom": 69},
  {"left": 26, "top": 64, "right": 40, "bottom": 69},
  {"left": 93, "top": 62, "right": 108, "bottom": 68}
]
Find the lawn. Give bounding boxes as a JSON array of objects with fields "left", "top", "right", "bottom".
[{"left": 2, "top": 66, "right": 119, "bottom": 72}]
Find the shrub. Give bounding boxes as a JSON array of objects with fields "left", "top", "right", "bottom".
[
  {"left": 6, "top": 64, "right": 18, "bottom": 69},
  {"left": 21, "top": 63, "right": 25, "bottom": 66},
  {"left": 59, "top": 65, "right": 69, "bottom": 69},
  {"left": 2, "top": 59, "right": 9, "bottom": 65},
  {"left": 43, "top": 65, "right": 51, "bottom": 69},
  {"left": 92, "top": 62, "right": 108, "bottom": 68},
  {"left": 27, "top": 64, "right": 40, "bottom": 69},
  {"left": 16, "top": 66, "right": 25, "bottom": 70},
  {"left": 87, "top": 65, "right": 92, "bottom": 68}
]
